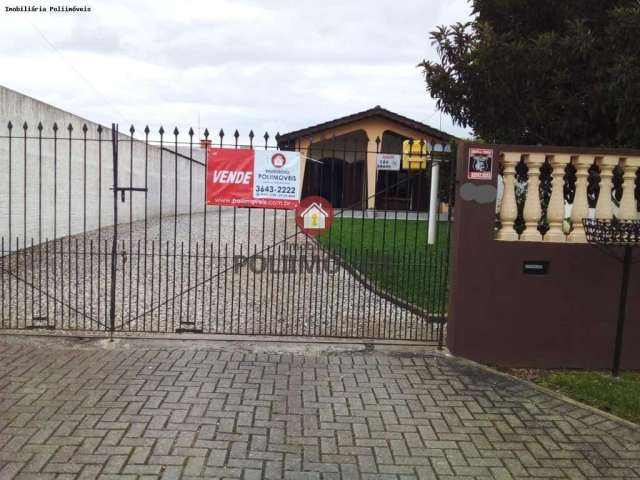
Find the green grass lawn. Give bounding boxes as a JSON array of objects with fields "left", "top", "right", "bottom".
[
  {"left": 536, "top": 372, "right": 640, "bottom": 424},
  {"left": 317, "top": 216, "right": 450, "bottom": 311}
]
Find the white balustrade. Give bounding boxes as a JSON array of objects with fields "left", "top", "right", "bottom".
[{"left": 494, "top": 149, "right": 639, "bottom": 243}]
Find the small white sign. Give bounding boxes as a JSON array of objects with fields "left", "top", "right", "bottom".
[
  {"left": 252, "top": 150, "right": 301, "bottom": 205},
  {"left": 376, "top": 153, "right": 401, "bottom": 171}
]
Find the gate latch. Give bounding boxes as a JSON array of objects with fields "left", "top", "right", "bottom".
[{"left": 111, "top": 186, "right": 148, "bottom": 203}]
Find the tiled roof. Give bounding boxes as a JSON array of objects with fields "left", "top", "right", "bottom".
[{"left": 278, "top": 105, "right": 454, "bottom": 143}]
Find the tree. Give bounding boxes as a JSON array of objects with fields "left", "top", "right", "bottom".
[{"left": 420, "top": 0, "right": 640, "bottom": 148}]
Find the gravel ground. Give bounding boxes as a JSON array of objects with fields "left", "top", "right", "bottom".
[{"left": 0, "top": 207, "right": 441, "bottom": 341}]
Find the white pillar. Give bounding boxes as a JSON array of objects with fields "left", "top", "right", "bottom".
[
  {"left": 428, "top": 160, "right": 440, "bottom": 245},
  {"left": 366, "top": 133, "right": 383, "bottom": 210}
]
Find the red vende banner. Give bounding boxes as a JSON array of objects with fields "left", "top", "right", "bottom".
[
  {"left": 206, "top": 148, "right": 301, "bottom": 209},
  {"left": 206, "top": 148, "right": 254, "bottom": 207}
]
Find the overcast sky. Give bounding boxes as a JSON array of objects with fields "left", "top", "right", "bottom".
[{"left": 0, "top": 0, "right": 473, "bottom": 140}]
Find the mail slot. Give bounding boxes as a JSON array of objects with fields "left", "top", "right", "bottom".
[{"left": 523, "top": 261, "right": 549, "bottom": 275}]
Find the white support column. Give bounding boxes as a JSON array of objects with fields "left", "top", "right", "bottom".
[
  {"left": 428, "top": 159, "right": 440, "bottom": 245},
  {"left": 366, "top": 133, "right": 383, "bottom": 210}
]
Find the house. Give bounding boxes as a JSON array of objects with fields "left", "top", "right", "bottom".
[
  {"left": 277, "top": 106, "right": 454, "bottom": 211},
  {"left": 301, "top": 202, "right": 328, "bottom": 230}
]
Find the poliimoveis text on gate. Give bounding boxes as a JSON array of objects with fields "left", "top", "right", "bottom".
[{"left": 232, "top": 246, "right": 341, "bottom": 275}]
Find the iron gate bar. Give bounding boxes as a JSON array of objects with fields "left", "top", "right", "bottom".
[{"left": 109, "top": 124, "right": 119, "bottom": 337}]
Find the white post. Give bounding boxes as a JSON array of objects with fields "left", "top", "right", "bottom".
[{"left": 428, "top": 160, "right": 440, "bottom": 245}]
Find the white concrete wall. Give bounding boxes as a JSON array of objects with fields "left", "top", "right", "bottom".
[{"left": 0, "top": 86, "right": 206, "bottom": 251}]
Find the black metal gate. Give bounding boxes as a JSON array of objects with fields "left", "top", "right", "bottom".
[{"left": 0, "top": 121, "right": 454, "bottom": 344}]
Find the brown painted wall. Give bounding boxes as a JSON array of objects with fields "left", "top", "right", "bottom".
[{"left": 447, "top": 143, "right": 640, "bottom": 369}]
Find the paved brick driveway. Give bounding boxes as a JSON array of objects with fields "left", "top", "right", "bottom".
[{"left": 0, "top": 336, "right": 638, "bottom": 480}]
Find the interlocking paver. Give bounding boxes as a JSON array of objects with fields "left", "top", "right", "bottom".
[{"left": 0, "top": 337, "right": 639, "bottom": 479}]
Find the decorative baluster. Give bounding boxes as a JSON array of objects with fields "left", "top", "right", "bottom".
[
  {"left": 496, "top": 153, "right": 520, "bottom": 241},
  {"left": 595, "top": 156, "right": 619, "bottom": 220},
  {"left": 620, "top": 157, "right": 640, "bottom": 220},
  {"left": 545, "top": 155, "right": 571, "bottom": 242},
  {"left": 520, "top": 154, "right": 544, "bottom": 241},
  {"left": 568, "top": 156, "right": 594, "bottom": 243}
]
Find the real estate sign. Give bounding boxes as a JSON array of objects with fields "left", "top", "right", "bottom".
[{"left": 207, "top": 148, "right": 301, "bottom": 209}]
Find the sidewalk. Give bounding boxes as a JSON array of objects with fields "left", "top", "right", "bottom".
[{"left": 0, "top": 336, "right": 638, "bottom": 479}]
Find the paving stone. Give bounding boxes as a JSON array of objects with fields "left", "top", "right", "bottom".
[{"left": 0, "top": 337, "right": 639, "bottom": 479}]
